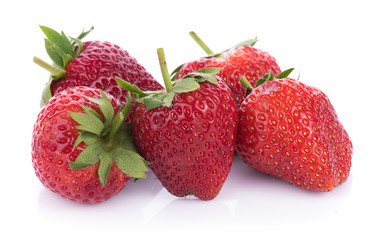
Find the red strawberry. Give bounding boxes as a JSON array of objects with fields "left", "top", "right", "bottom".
[
  {"left": 33, "top": 26, "right": 162, "bottom": 108},
  {"left": 117, "top": 48, "right": 237, "bottom": 200},
  {"left": 172, "top": 31, "right": 281, "bottom": 108},
  {"left": 32, "top": 86, "right": 148, "bottom": 203},
  {"left": 236, "top": 74, "right": 353, "bottom": 191}
]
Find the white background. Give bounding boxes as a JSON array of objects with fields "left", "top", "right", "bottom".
[{"left": 1, "top": 0, "right": 380, "bottom": 239}]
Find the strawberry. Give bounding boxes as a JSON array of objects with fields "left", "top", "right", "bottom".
[
  {"left": 31, "top": 86, "right": 148, "bottom": 203},
  {"left": 236, "top": 73, "right": 353, "bottom": 191},
  {"left": 171, "top": 31, "right": 281, "bottom": 108},
  {"left": 117, "top": 48, "right": 237, "bottom": 200},
  {"left": 33, "top": 26, "right": 162, "bottom": 108}
]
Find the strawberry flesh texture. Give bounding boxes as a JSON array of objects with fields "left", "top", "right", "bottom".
[
  {"left": 132, "top": 77, "right": 237, "bottom": 200},
  {"left": 32, "top": 86, "right": 129, "bottom": 203},
  {"left": 177, "top": 46, "right": 281, "bottom": 108},
  {"left": 236, "top": 78, "right": 352, "bottom": 191},
  {"left": 51, "top": 41, "right": 163, "bottom": 120}
]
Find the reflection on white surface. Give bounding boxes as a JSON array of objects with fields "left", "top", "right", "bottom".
[
  {"left": 36, "top": 155, "right": 354, "bottom": 230},
  {"left": 142, "top": 188, "right": 177, "bottom": 223},
  {"left": 222, "top": 199, "right": 239, "bottom": 215}
]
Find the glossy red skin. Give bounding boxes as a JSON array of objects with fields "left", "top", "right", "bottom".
[
  {"left": 177, "top": 46, "right": 281, "bottom": 108},
  {"left": 32, "top": 86, "right": 129, "bottom": 203},
  {"left": 236, "top": 78, "right": 352, "bottom": 191},
  {"left": 50, "top": 41, "right": 163, "bottom": 120},
  {"left": 132, "top": 77, "right": 237, "bottom": 200}
]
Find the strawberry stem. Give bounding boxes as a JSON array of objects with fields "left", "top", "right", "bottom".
[
  {"left": 33, "top": 56, "right": 65, "bottom": 74},
  {"left": 157, "top": 48, "right": 173, "bottom": 92},
  {"left": 189, "top": 31, "right": 214, "bottom": 55},
  {"left": 240, "top": 76, "right": 254, "bottom": 90}
]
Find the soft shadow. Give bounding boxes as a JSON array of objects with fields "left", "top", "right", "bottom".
[{"left": 217, "top": 156, "right": 353, "bottom": 225}]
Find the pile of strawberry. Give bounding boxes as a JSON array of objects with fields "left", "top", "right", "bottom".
[{"left": 31, "top": 27, "right": 353, "bottom": 203}]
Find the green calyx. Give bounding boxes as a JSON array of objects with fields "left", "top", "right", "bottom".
[
  {"left": 169, "top": 31, "right": 257, "bottom": 80},
  {"left": 37, "top": 25, "right": 93, "bottom": 70},
  {"left": 118, "top": 48, "right": 221, "bottom": 110},
  {"left": 240, "top": 68, "right": 295, "bottom": 94},
  {"left": 68, "top": 91, "right": 148, "bottom": 187},
  {"left": 34, "top": 26, "right": 94, "bottom": 107}
]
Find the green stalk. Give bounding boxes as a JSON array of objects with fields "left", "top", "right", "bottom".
[
  {"left": 33, "top": 56, "right": 65, "bottom": 75},
  {"left": 189, "top": 31, "right": 214, "bottom": 55},
  {"left": 157, "top": 48, "right": 173, "bottom": 92},
  {"left": 33, "top": 56, "right": 66, "bottom": 81},
  {"left": 240, "top": 76, "right": 254, "bottom": 90}
]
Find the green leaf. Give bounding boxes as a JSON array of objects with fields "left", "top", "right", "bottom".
[
  {"left": 70, "top": 37, "right": 84, "bottom": 58},
  {"left": 203, "top": 74, "right": 218, "bottom": 85},
  {"left": 195, "top": 67, "right": 222, "bottom": 76},
  {"left": 116, "top": 78, "right": 146, "bottom": 97},
  {"left": 119, "top": 66, "right": 220, "bottom": 110},
  {"left": 80, "top": 105, "right": 102, "bottom": 120},
  {"left": 69, "top": 111, "right": 104, "bottom": 135},
  {"left": 206, "top": 38, "right": 258, "bottom": 58},
  {"left": 144, "top": 98, "right": 164, "bottom": 110},
  {"left": 73, "top": 132, "right": 104, "bottom": 149},
  {"left": 69, "top": 142, "right": 102, "bottom": 170},
  {"left": 81, "top": 132, "right": 99, "bottom": 146},
  {"left": 86, "top": 91, "right": 114, "bottom": 126},
  {"left": 76, "top": 26, "right": 94, "bottom": 40},
  {"left": 255, "top": 71, "right": 275, "bottom": 88},
  {"left": 233, "top": 37, "right": 258, "bottom": 49},
  {"left": 44, "top": 39, "right": 64, "bottom": 67},
  {"left": 61, "top": 31, "right": 74, "bottom": 56},
  {"left": 70, "top": 27, "right": 93, "bottom": 58},
  {"left": 173, "top": 78, "right": 200, "bottom": 93},
  {"left": 267, "top": 71, "right": 275, "bottom": 80},
  {"left": 169, "top": 64, "right": 184, "bottom": 81},
  {"left": 98, "top": 151, "right": 112, "bottom": 186},
  {"left": 69, "top": 162, "right": 92, "bottom": 170},
  {"left": 133, "top": 92, "right": 166, "bottom": 109},
  {"left": 276, "top": 68, "right": 294, "bottom": 79},
  {"left": 74, "top": 131, "right": 101, "bottom": 150},
  {"left": 162, "top": 91, "right": 175, "bottom": 107},
  {"left": 112, "top": 146, "right": 148, "bottom": 179},
  {"left": 255, "top": 78, "right": 266, "bottom": 88},
  {"left": 40, "top": 26, "right": 74, "bottom": 57},
  {"left": 118, "top": 124, "right": 138, "bottom": 151},
  {"left": 104, "top": 111, "right": 124, "bottom": 142},
  {"left": 40, "top": 76, "right": 54, "bottom": 107},
  {"left": 73, "top": 132, "right": 84, "bottom": 149},
  {"left": 118, "top": 92, "right": 133, "bottom": 117},
  {"left": 183, "top": 68, "right": 221, "bottom": 85},
  {"left": 50, "top": 45, "right": 74, "bottom": 69}
]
